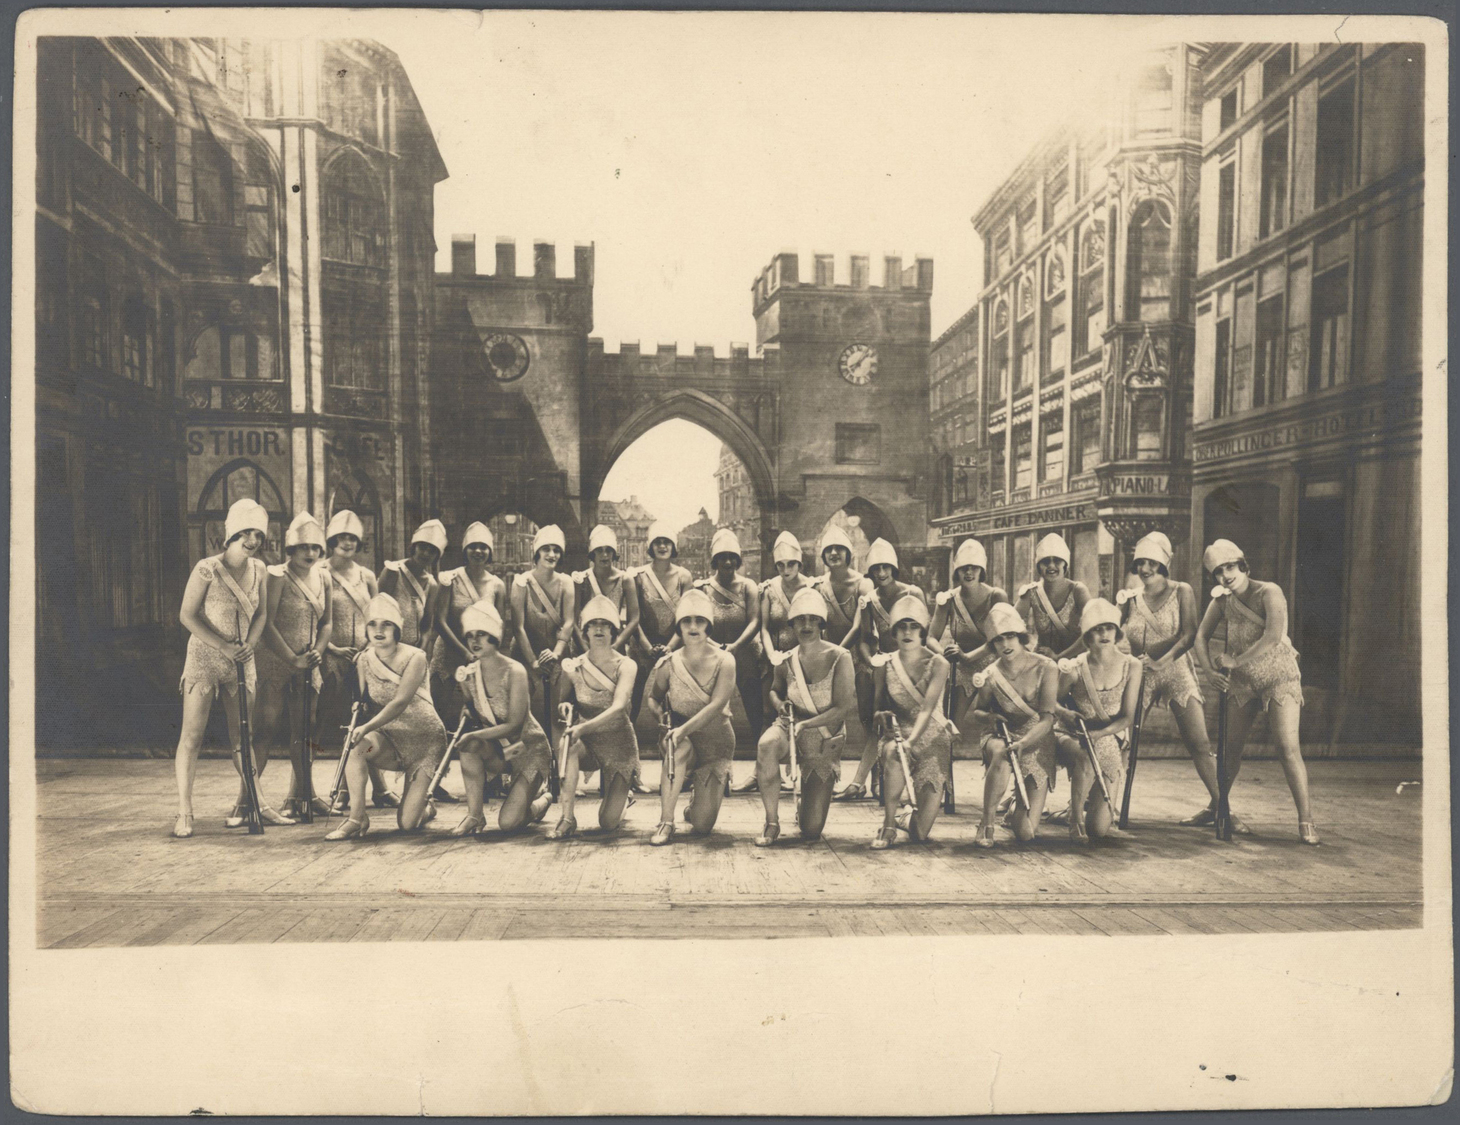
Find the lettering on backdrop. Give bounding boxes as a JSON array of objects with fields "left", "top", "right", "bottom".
[
  {"left": 1192, "top": 394, "right": 1423, "bottom": 464},
  {"left": 1105, "top": 473, "right": 1191, "bottom": 497},
  {"left": 938, "top": 501, "right": 1096, "bottom": 539},
  {"left": 187, "top": 428, "right": 286, "bottom": 458}
]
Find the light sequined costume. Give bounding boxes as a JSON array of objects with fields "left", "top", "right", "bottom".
[
  {"left": 878, "top": 650, "right": 955, "bottom": 792},
  {"left": 561, "top": 650, "right": 639, "bottom": 785},
  {"left": 179, "top": 555, "right": 266, "bottom": 699},
  {"left": 356, "top": 645, "right": 446, "bottom": 781},
  {"left": 1125, "top": 586, "right": 1204, "bottom": 710}
]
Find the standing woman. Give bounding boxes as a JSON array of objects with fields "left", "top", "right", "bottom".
[
  {"left": 929, "top": 538, "right": 1008, "bottom": 728},
  {"left": 968, "top": 602, "right": 1058, "bottom": 847},
  {"left": 510, "top": 524, "right": 576, "bottom": 734},
  {"left": 572, "top": 525, "right": 640, "bottom": 655},
  {"left": 696, "top": 527, "right": 763, "bottom": 750},
  {"left": 317, "top": 510, "right": 395, "bottom": 810},
  {"left": 256, "top": 513, "right": 333, "bottom": 820},
  {"left": 430, "top": 522, "right": 507, "bottom": 718},
  {"left": 815, "top": 527, "right": 875, "bottom": 801},
  {"left": 451, "top": 600, "right": 556, "bottom": 837},
  {"left": 1195, "top": 540, "right": 1319, "bottom": 845},
  {"left": 379, "top": 520, "right": 447, "bottom": 654},
  {"left": 550, "top": 594, "right": 640, "bottom": 838},
  {"left": 645, "top": 590, "right": 738, "bottom": 845},
  {"left": 1016, "top": 533, "right": 1091, "bottom": 661},
  {"left": 172, "top": 499, "right": 296, "bottom": 836},
  {"left": 1053, "top": 599, "right": 1143, "bottom": 843},
  {"left": 743, "top": 531, "right": 811, "bottom": 793},
  {"left": 840, "top": 538, "right": 929, "bottom": 798},
  {"left": 630, "top": 522, "right": 694, "bottom": 721},
  {"left": 754, "top": 587, "right": 855, "bottom": 846},
  {"left": 325, "top": 594, "right": 444, "bottom": 839},
  {"left": 1120, "top": 532, "right": 1223, "bottom": 825},
  {"left": 869, "top": 596, "right": 953, "bottom": 849}
]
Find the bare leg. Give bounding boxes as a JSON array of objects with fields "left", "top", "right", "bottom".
[
  {"left": 657, "top": 739, "right": 694, "bottom": 825},
  {"left": 1172, "top": 697, "right": 1220, "bottom": 804},
  {"left": 686, "top": 770, "right": 725, "bottom": 835},
  {"left": 397, "top": 764, "right": 435, "bottom": 830},
  {"left": 907, "top": 780, "right": 941, "bottom": 841},
  {"left": 1267, "top": 696, "right": 1312, "bottom": 823},
  {"left": 1086, "top": 780, "right": 1115, "bottom": 839},
  {"left": 558, "top": 746, "right": 582, "bottom": 826},
  {"left": 979, "top": 739, "right": 1012, "bottom": 833},
  {"left": 879, "top": 744, "right": 905, "bottom": 831},
  {"left": 172, "top": 687, "right": 215, "bottom": 823},
  {"left": 1058, "top": 734, "right": 1092, "bottom": 841},
  {"left": 798, "top": 772, "right": 834, "bottom": 841},
  {"left": 1012, "top": 770, "right": 1049, "bottom": 842},
  {"left": 598, "top": 773, "right": 631, "bottom": 831},
  {"left": 755, "top": 724, "right": 785, "bottom": 827},
  {"left": 498, "top": 771, "right": 543, "bottom": 834},
  {"left": 457, "top": 748, "right": 490, "bottom": 823}
]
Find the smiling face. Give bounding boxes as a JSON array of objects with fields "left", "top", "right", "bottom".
[
  {"left": 894, "top": 619, "right": 925, "bottom": 648},
  {"left": 331, "top": 533, "right": 359, "bottom": 559},
  {"left": 954, "top": 564, "right": 983, "bottom": 588},
  {"left": 464, "top": 629, "right": 499, "bottom": 658},
  {"left": 288, "top": 543, "right": 323, "bottom": 567},
  {"left": 994, "top": 630, "right": 1025, "bottom": 658},
  {"left": 792, "top": 614, "right": 824, "bottom": 644},
  {"left": 232, "top": 528, "right": 265, "bottom": 555},
  {"left": 535, "top": 544, "right": 562, "bottom": 569},
  {"left": 411, "top": 542, "right": 440, "bottom": 568},
  {"left": 584, "top": 619, "right": 614, "bottom": 646},
  {"left": 1084, "top": 623, "right": 1119, "bottom": 652},
  {"left": 590, "top": 546, "right": 616, "bottom": 568},
  {"left": 678, "top": 614, "right": 710, "bottom": 643},
  {"left": 367, "top": 619, "right": 401, "bottom": 647},
  {"left": 650, "top": 538, "right": 675, "bottom": 561},
  {"left": 1133, "top": 557, "right": 1165, "bottom": 582},
  {"left": 822, "top": 546, "right": 850, "bottom": 571},
  {"left": 869, "top": 563, "right": 894, "bottom": 587},
  {"left": 465, "top": 542, "right": 492, "bottom": 566},
  {"left": 1038, "top": 556, "right": 1066, "bottom": 580},
  {"left": 1213, "top": 560, "right": 1248, "bottom": 593},
  {"left": 775, "top": 559, "right": 800, "bottom": 580}
]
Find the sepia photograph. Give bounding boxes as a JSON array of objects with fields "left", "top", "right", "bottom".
[{"left": 10, "top": 6, "right": 1451, "bottom": 1117}]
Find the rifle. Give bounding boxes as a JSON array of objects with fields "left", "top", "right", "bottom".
[
  {"left": 1215, "top": 689, "right": 1233, "bottom": 841},
  {"left": 556, "top": 702, "right": 577, "bottom": 793},
  {"left": 294, "top": 671, "right": 316, "bottom": 823},
  {"left": 996, "top": 717, "right": 1029, "bottom": 812},
  {"left": 325, "top": 671, "right": 367, "bottom": 823},
  {"left": 1066, "top": 702, "right": 1113, "bottom": 810},
  {"left": 1118, "top": 690, "right": 1144, "bottom": 829},
  {"left": 887, "top": 715, "right": 919, "bottom": 815},
  {"left": 427, "top": 707, "right": 473, "bottom": 799},
  {"left": 784, "top": 701, "right": 801, "bottom": 826},
  {"left": 941, "top": 683, "right": 956, "bottom": 814},
  {"left": 233, "top": 660, "right": 265, "bottom": 835},
  {"left": 660, "top": 708, "right": 676, "bottom": 788},
  {"left": 541, "top": 670, "right": 562, "bottom": 801}
]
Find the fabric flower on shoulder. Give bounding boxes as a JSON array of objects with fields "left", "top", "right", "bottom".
[
  {"left": 1057, "top": 657, "right": 1080, "bottom": 676},
  {"left": 1115, "top": 588, "right": 1135, "bottom": 605},
  {"left": 454, "top": 664, "right": 474, "bottom": 683},
  {"left": 858, "top": 593, "right": 873, "bottom": 610},
  {"left": 767, "top": 648, "right": 787, "bottom": 667},
  {"left": 935, "top": 589, "right": 953, "bottom": 606},
  {"left": 869, "top": 652, "right": 892, "bottom": 668},
  {"left": 1210, "top": 585, "right": 1230, "bottom": 599},
  {"left": 1017, "top": 581, "right": 1040, "bottom": 600},
  {"left": 970, "top": 669, "right": 989, "bottom": 689},
  {"left": 267, "top": 562, "right": 288, "bottom": 578}
]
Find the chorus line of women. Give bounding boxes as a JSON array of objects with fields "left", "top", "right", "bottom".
[{"left": 172, "top": 499, "right": 1317, "bottom": 848}]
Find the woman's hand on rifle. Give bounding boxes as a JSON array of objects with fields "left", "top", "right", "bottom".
[
  {"left": 537, "top": 649, "right": 558, "bottom": 668},
  {"left": 941, "top": 642, "right": 962, "bottom": 664},
  {"left": 229, "top": 640, "right": 254, "bottom": 663},
  {"left": 1054, "top": 704, "right": 1082, "bottom": 727}
]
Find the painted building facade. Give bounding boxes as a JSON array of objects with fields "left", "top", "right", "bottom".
[
  {"left": 1190, "top": 42, "right": 1424, "bottom": 746},
  {"left": 932, "top": 44, "right": 1207, "bottom": 598},
  {"left": 35, "top": 36, "right": 444, "bottom": 748}
]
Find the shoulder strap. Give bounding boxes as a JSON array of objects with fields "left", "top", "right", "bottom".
[
  {"left": 1224, "top": 591, "right": 1267, "bottom": 628},
  {"left": 461, "top": 662, "right": 500, "bottom": 726},
  {"left": 525, "top": 571, "right": 563, "bottom": 628},
  {"left": 329, "top": 565, "right": 372, "bottom": 617},
  {"left": 987, "top": 663, "right": 1041, "bottom": 721},
  {"left": 639, "top": 565, "right": 674, "bottom": 609},
  {"left": 950, "top": 588, "right": 978, "bottom": 632},
  {"left": 284, "top": 566, "right": 326, "bottom": 618},
  {"left": 393, "top": 561, "right": 427, "bottom": 608},
  {"left": 576, "top": 652, "right": 619, "bottom": 693},
  {"left": 887, "top": 650, "right": 926, "bottom": 708},
  {"left": 1077, "top": 656, "right": 1113, "bottom": 724},
  {"left": 786, "top": 649, "right": 817, "bottom": 715},
  {"left": 1032, "top": 583, "right": 1061, "bottom": 628},
  {"left": 212, "top": 559, "right": 259, "bottom": 638}
]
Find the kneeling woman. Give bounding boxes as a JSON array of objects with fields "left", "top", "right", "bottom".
[
  {"left": 550, "top": 595, "right": 640, "bottom": 838},
  {"left": 1053, "top": 599, "right": 1143, "bottom": 843},
  {"left": 451, "top": 600, "right": 556, "bottom": 836},
  {"left": 754, "top": 587, "right": 855, "bottom": 846},
  {"left": 645, "top": 589, "right": 738, "bottom": 845},
  {"left": 969, "top": 603, "right": 1058, "bottom": 847},
  {"left": 1195, "top": 540, "right": 1318, "bottom": 845},
  {"left": 326, "top": 594, "right": 445, "bottom": 839},
  {"left": 870, "top": 596, "right": 954, "bottom": 849}
]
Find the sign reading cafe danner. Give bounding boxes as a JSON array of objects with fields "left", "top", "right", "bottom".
[
  {"left": 1193, "top": 392, "right": 1423, "bottom": 464},
  {"left": 937, "top": 501, "right": 1096, "bottom": 539}
]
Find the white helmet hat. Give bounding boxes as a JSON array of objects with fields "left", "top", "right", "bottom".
[
  {"left": 988, "top": 602, "right": 1029, "bottom": 638},
  {"left": 788, "top": 586, "right": 829, "bottom": 622},
  {"left": 462, "top": 521, "right": 494, "bottom": 552},
  {"left": 709, "top": 527, "right": 742, "bottom": 563},
  {"left": 532, "top": 523, "right": 567, "bottom": 556},
  {"left": 1079, "top": 598, "right": 1123, "bottom": 636},
  {"left": 647, "top": 521, "right": 678, "bottom": 556},
  {"left": 224, "top": 498, "right": 270, "bottom": 542},
  {"left": 952, "top": 538, "right": 987, "bottom": 577},
  {"left": 411, "top": 519, "right": 449, "bottom": 556},
  {"left": 819, "top": 524, "right": 854, "bottom": 563},
  {"left": 1034, "top": 533, "right": 1071, "bottom": 567},
  {"left": 890, "top": 594, "right": 931, "bottom": 630},
  {"left": 1203, "top": 539, "right": 1245, "bottom": 573},
  {"left": 325, "top": 509, "right": 365, "bottom": 543},
  {"left": 284, "top": 512, "right": 326, "bottom": 551},
  {"left": 865, "top": 537, "right": 899, "bottom": 575},
  {"left": 587, "top": 524, "right": 619, "bottom": 557},
  {"left": 580, "top": 594, "right": 621, "bottom": 629},
  {"left": 1131, "top": 532, "right": 1173, "bottom": 571},
  {"left": 674, "top": 587, "right": 716, "bottom": 624},
  {"left": 772, "top": 530, "right": 802, "bottom": 565},
  {"left": 365, "top": 592, "right": 405, "bottom": 631},
  {"left": 460, "top": 598, "right": 504, "bottom": 642}
]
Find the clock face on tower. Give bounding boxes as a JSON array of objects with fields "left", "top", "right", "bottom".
[
  {"left": 483, "top": 333, "right": 530, "bottom": 382},
  {"left": 838, "top": 343, "right": 878, "bottom": 386}
]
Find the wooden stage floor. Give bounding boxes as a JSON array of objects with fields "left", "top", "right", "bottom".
[{"left": 33, "top": 758, "right": 1422, "bottom": 946}]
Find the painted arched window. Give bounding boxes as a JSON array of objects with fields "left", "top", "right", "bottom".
[
  {"left": 1017, "top": 275, "right": 1035, "bottom": 319},
  {"left": 121, "top": 293, "right": 152, "bottom": 387},
  {"left": 1076, "top": 221, "right": 1107, "bottom": 355},
  {"left": 191, "top": 128, "right": 234, "bottom": 224},
  {"left": 990, "top": 299, "right": 1010, "bottom": 400},
  {"left": 195, "top": 458, "right": 285, "bottom": 561},
  {"left": 243, "top": 143, "right": 277, "bottom": 262},
  {"left": 1126, "top": 200, "right": 1172, "bottom": 322},
  {"left": 1045, "top": 249, "right": 1066, "bottom": 297},
  {"left": 322, "top": 151, "right": 386, "bottom": 267},
  {"left": 327, "top": 471, "right": 382, "bottom": 572}
]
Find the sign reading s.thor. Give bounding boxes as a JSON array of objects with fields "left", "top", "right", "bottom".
[
  {"left": 1192, "top": 393, "right": 1423, "bottom": 464},
  {"left": 186, "top": 426, "right": 292, "bottom": 504},
  {"left": 937, "top": 501, "right": 1096, "bottom": 539}
]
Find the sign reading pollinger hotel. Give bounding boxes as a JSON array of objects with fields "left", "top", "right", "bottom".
[{"left": 1193, "top": 392, "right": 1422, "bottom": 464}]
